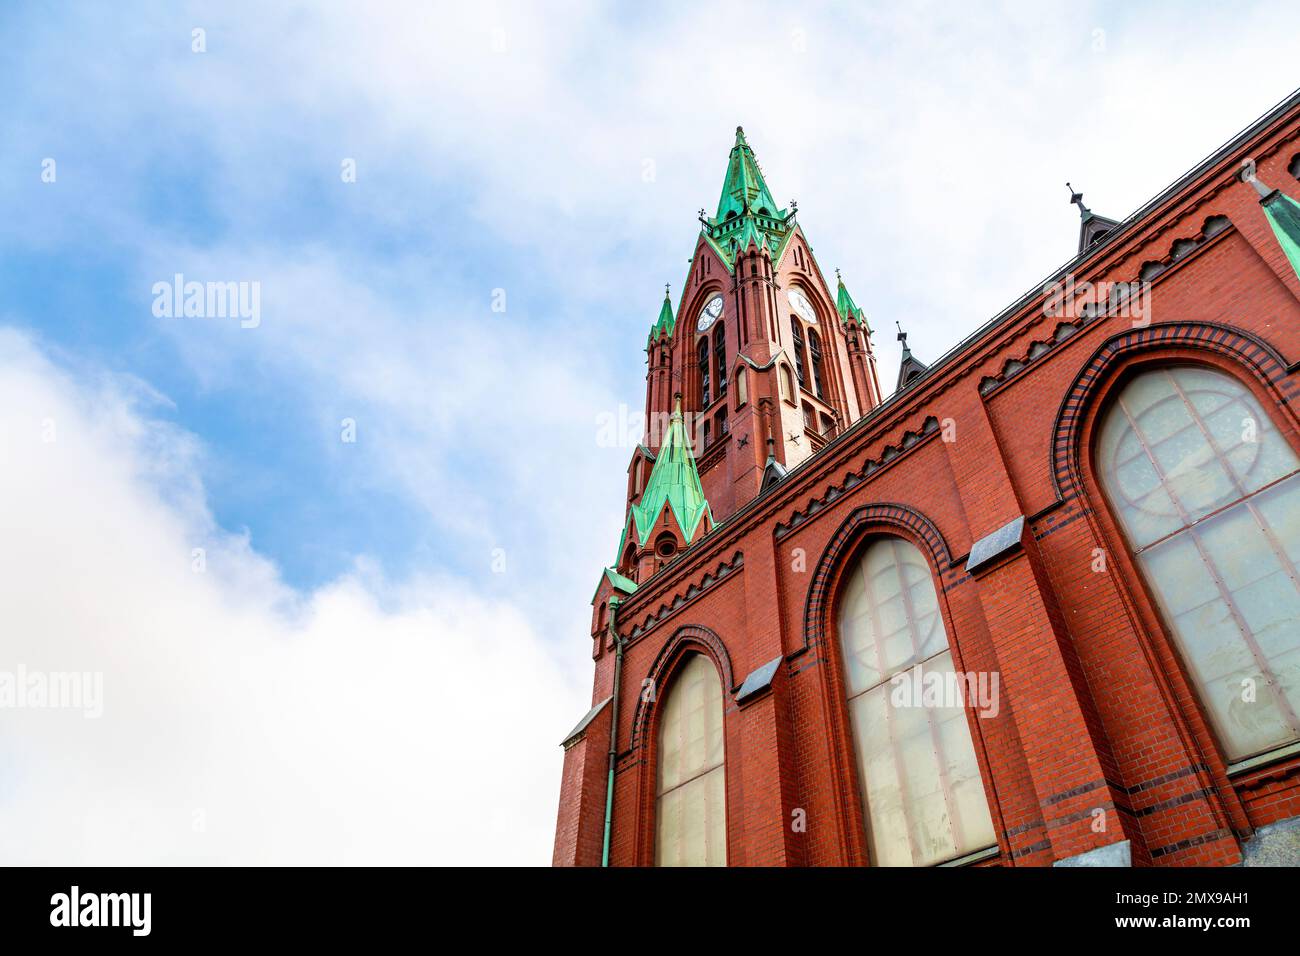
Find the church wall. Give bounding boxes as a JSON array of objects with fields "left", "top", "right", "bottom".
[{"left": 557, "top": 103, "right": 1300, "bottom": 866}]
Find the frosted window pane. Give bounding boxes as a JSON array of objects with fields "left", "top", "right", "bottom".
[
  {"left": 656, "top": 653, "right": 726, "bottom": 866},
  {"left": 1099, "top": 367, "right": 1300, "bottom": 762},
  {"left": 837, "top": 537, "right": 996, "bottom": 867}
]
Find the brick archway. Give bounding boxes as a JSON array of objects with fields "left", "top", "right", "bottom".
[
  {"left": 1051, "top": 321, "right": 1291, "bottom": 501},
  {"left": 629, "top": 623, "right": 735, "bottom": 754},
  {"left": 801, "top": 502, "right": 953, "bottom": 655}
]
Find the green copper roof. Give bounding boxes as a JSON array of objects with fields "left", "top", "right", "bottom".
[
  {"left": 615, "top": 400, "right": 713, "bottom": 561},
  {"left": 702, "top": 127, "right": 793, "bottom": 272},
  {"left": 591, "top": 566, "right": 638, "bottom": 604},
  {"left": 1262, "top": 190, "right": 1300, "bottom": 282},
  {"left": 835, "top": 271, "right": 870, "bottom": 331},
  {"left": 647, "top": 288, "right": 676, "bottom": 347}
]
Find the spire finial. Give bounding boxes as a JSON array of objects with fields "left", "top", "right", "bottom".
[
  {"left": 1067, "top": 182, "right": 1091, "bottom": 217},
  {"left": 896, "top": 321, "right": 911, "bottom": 356},
  {"left": 835, "top": 267, "right": 842, "bottom": 283},
  {"left": 664, "top": 282, "right": 671, "bottom": 300}
]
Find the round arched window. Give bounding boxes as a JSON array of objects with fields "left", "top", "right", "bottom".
[
  {"left": 836, "top": 536, "right": 996, "bottom": 866},
  {"left": 1096, "top": 365, "right": 1300, "bottom": 763}
]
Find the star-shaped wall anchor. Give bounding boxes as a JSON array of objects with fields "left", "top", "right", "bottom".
[
  {"left": 737, "top": 434, "right": 749, "bottom": 449},
  {"left": 788, "top": 432, "right": 802, "bottom": 444}
]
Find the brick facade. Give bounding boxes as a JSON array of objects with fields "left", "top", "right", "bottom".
[{"left": 555, "top": 95, "right": 1300, "bottom": 867}]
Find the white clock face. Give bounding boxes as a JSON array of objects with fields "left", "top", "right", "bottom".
[
  {"left": 788, "top": 289, "right": 817, "bottom": 324},
  {"left": 697, "top": 294, "right": 724, "bottom": 332}
]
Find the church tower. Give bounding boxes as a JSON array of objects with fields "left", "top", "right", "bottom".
[{"left": 616, "top": 128, "right": 882, "bottom": 584}]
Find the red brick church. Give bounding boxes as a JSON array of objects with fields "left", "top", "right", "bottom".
[{"left": 554, "top": 91, "right": 1300, "bottom": 867}]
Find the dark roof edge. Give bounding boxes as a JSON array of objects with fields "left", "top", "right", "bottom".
[{"left": 921, "top": 84, "right": 1300, "bottom": 382}]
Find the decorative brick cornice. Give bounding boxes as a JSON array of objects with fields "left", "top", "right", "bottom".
[
  {"left": 775, "top": 417, "right": 942, "bottom": 541},
  {"left": 979, "top": 217, "right": 1234, "bottom": 398},
  {"left": 623, "top": 550, "right": 744, "bottom": 642}
]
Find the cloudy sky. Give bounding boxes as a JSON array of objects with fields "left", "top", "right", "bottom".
[{"left": 1, "top": 1, "right": 1298, "bottom": 864}]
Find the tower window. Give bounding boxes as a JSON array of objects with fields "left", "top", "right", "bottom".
[
  {"left": 780, "top": 364, "right": 795, "bottom": 405},
  {"left": 698, "top": 338, "right": 711, "bottom": 408},
  {"left": 714, "top": 324, "right": 728, "bottom": 397},
  {"left": 716, "top": 407, "right": 728, "bottom": 439},
  {"left": 790, "top": 318, "right": 806, "bottom": 388},
  {"left": 1096, "top": 365, "right": 1300, "bottom": 763},
  {"left": 808, "top": 329, "right": 826, "bottom": 400}
]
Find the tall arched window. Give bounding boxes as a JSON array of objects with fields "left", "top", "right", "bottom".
[
  {"left": 790, "top": 318, "right": 806, "bottom": 388},
  {"left": 714, "top": 324, "right": 728, "bottom": 397},
  {"left": 697, "top": 338, "right": 711, "bottom": 408},
  {"left": 837, "top": 537, "right": 996, "bottom": 866},
  {"left": 656, "top": 653, "right": 727, "bottom": 866},
  {"left": 1096, "top": 365, "right": 1300, "bottom": 763},
  {"left": 808, "top": 329, "right": 826, "bottom": 400}
]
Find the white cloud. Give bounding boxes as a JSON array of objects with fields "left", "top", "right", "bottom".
[{"left": 0, "top": 329, "right": 581, "bottom": 864}]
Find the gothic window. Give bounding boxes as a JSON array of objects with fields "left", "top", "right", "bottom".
[
  {"left": 780, "top": 364, "right": 795, "bottom": 404},
  {"left": 808, "top": 329, "right": 826, "bottom": 400},
  {"left": 656, "top": 653, "right": 727, "bottom": 866},
  {"left": 790, "top": 318, "right": 806, "bottom": 388},
  {"left": 1096, "top": 365, "right": 1300, "bottom": 763},
  {"left": 735, "top": 366, "right": 748, "bottom": 409},
  {"left": 698, "top": 338, "right": 711, "bottom": 408},
  {"left": 837, "top": 536, "right": 996, "bottom": 866},
  {"left": 714, "top": 324, "right": 728, "bottom": 397},
  {"left": 716, "top": 407, "right": 728, "bottom": 439},
  {"left": 702, "top": 419, "right": 712, "bottom": 449}
]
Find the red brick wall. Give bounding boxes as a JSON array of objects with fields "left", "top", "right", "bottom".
[{"left": 554, "top": 103, "right": 1300, "bottom": 867}]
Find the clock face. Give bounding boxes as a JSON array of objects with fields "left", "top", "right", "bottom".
[
  {"left": 788, "top": 289, "right": 817, "bottom": 324},
  {"left": 697, "top": 294, "right": 724, "bottom": 332}
]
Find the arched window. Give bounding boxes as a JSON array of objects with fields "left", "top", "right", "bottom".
[
  {"left": 1096, "top": 365, "right": 1300, "bottom": 763},
  {"left": 808, "top": 330, "right": 826, "bottom": 400},
  {"left": 780, "top": 363, "right": 795, "bottom": 404},
  {"left": 714, "top": 325, "right": 728, "bottom": 397},
  {"left": 837, "top": 537, "right": 996, "bottom": 866},
  {"left": 790, "top": 318, "right": 806, "bottom": 388},
  {"left": 697, "top": 338, "right": 711, "bottom": 408},
  {"left": 656, "top": 653, "right": 727, "bottom": 866},
  {"left": 735, "top": 366, "right": 748, "bottom": 408}
]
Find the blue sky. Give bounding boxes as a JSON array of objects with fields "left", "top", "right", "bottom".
[{"left": 2, "top": 1, "right": 1299, "bottom": 863}]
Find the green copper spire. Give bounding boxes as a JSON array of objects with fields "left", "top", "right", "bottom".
[
  {"left": 835, "top": 269, "right": 871, "bottom": 332},
  {"left": 1262, "top": 190, "right": 1300, "bottom": 282},
  {"left": 702, "top": 127, "right": 792, "bottom": 272},
  {"left": 647, "top": 285, "right": 676, "bottom": 347},
  {"left": 714, "top": 126, "right": 780, "bottom": 223},
  {"left": 615, "top": 398, "right": 713, "bottom": 561}
]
